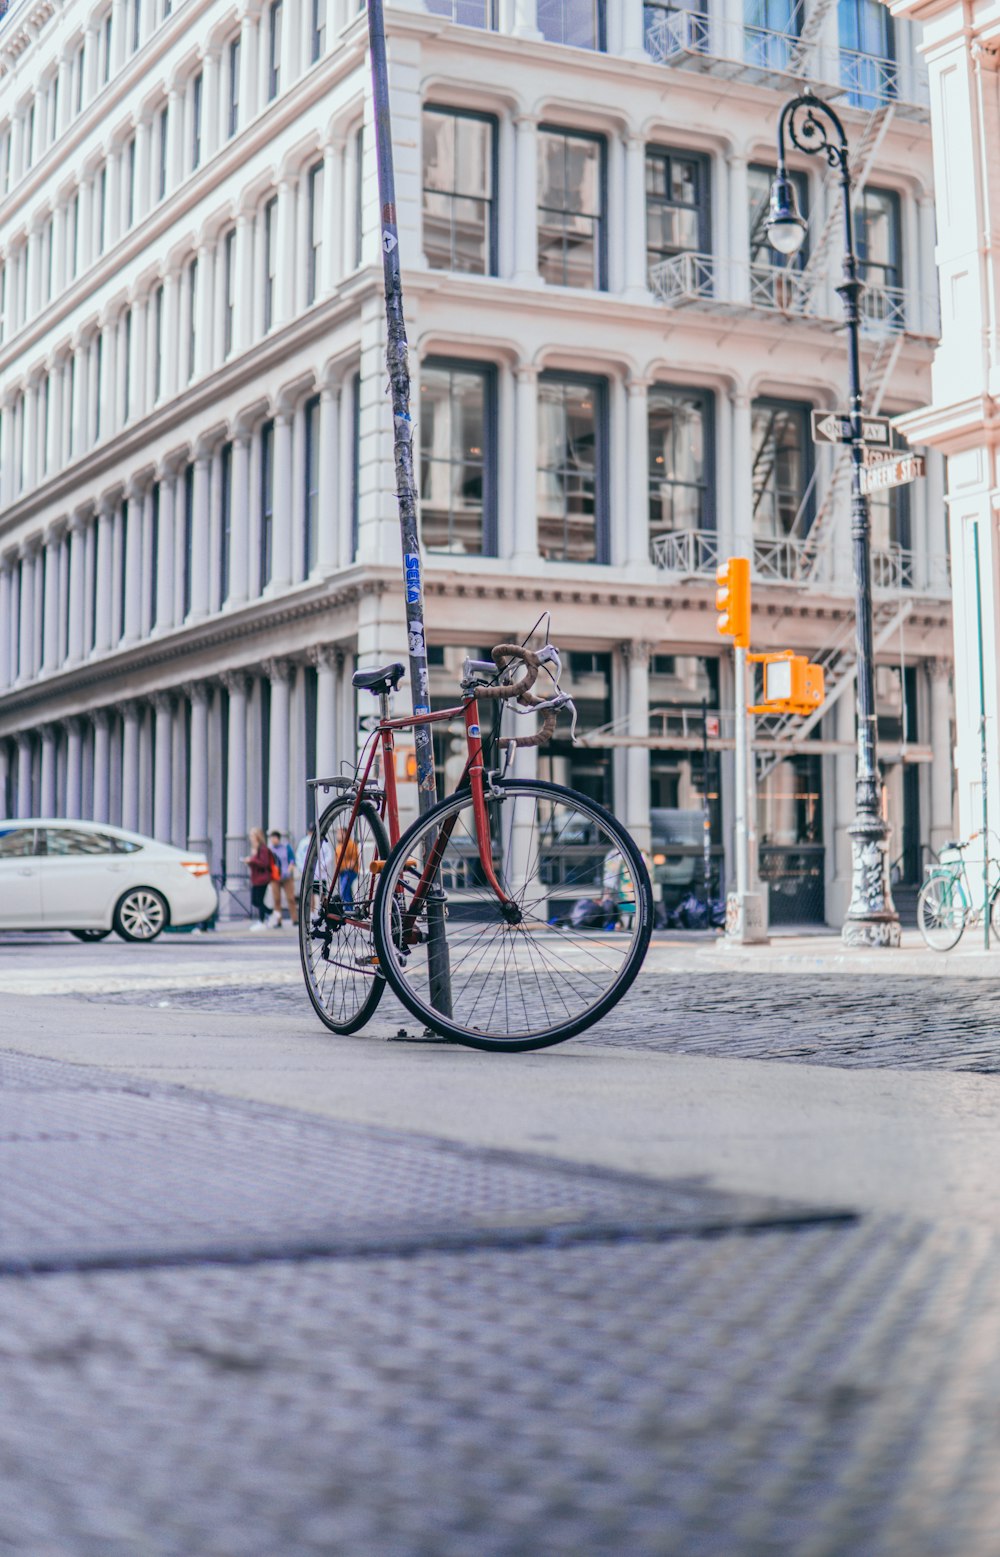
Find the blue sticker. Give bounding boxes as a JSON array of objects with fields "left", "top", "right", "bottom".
[
  {"left": 404, "top": 552, "right": 421, "bottom": 604},
  {"left": 468, "top": 724, "right": 480, "bottom": 738}
]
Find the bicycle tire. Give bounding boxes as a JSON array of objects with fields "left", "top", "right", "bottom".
[
  {"left": 917, "top": 871, "right": 967, "bottom": 952},
  {"left": 372, "top": 778, "right": 653, "bottom": 1052},
  {"left": 991, "top": 889, "right": 1000, "bottom": 942},
  {"left": 299, "top": 795, "right": 390, "bottom": 1034}
]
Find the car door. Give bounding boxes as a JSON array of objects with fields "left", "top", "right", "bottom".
[
  {"left": 38, "top": 825, "right": 121, "bottom": 928},
  {"left": 0, "top": 825, "right": 42, "bottom": 928}
]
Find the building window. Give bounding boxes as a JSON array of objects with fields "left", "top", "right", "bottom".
[
  {"left": 41, "top": 216, "right": 53, "bottom": 305},
  {"left": 132, "top": 0, "right": 142, "bottom": 52},
  {"left": 96, "top": 162, "right": 108, "bottom": 255},
  {"left": 751, "top": 398, "right": 813, "bottom": 541},
  {"left": 263, "top": 195, "right": 277, "bottom": 331},
  {"left": 93, "top": 333, "right": 103, "bottom": 442},
  {"left": 227, "top": 37, "right": 240, "bottom": 138},
  {"left": 267, "top": 1, "right": 282, "bottom": 100},
  {"left": 67, "top": 357, "right": 76, "bottom": 458},
  {"left": 25, "top": 102, "right": 35, "bottom": 170},
  {"left": 537, "top": 374, "right": 607, "bottom": 563},
  {"left": 422, "top": 107, "right": 496, "bottom": 276},
  {"left": 260, "top": 419, "right": 274, "bottom": 590},
  {"left": 538, "top": 0, "right": 604, "bottom": 47},
  {"left": 48, "top": 74, "right": 60, "bottom": 146},
  {"left": 157, "top": 106, "right": 168, "bottom": 200},
  {"left": 749, "top": 163, "right": 808, "bottom": 289},
  {"left": 354, "top": 126, "right": 364, "bottom": 267},
  {"left": 102, "top": 12, "right": 113, "bottom": 84},
  {"left": 182, "top": 464, "right": 194, "bottom": 618},
  {"left": 648, "top": 386, "right": 713, "bottom": 544},
  {"left": 855, "top": 185, "right": 901, "bottom": 294},
  {"left": 41, "top": 374, "right": 50, "bottom": 475},
  {"left": 311, "top": 0, "right": 326, "bottom": 60},
  {"left": 119, "top": 501, "right": 129, "bottom": 640},
  {"left": 425, "top": 0, "right": 497, "bottom": 28},
  {"left": 191, "top": 72, "right": 203, "bottom": 171},
  {"left": 72, "top": 44, "right": 85, "bottom": 116},
  {"left": 537, "top": 128, "right": 605, "bottom": 290},
  {"left": 306, "top": 161, "right": 323, "bottom": 304},
  {"left": 220, "top": 442, "right": 233, "bottom": 603},
  {"left": 186, "top": 257, "right": 198, "bottom": 380},
  {"left": 125, "top": 135, "right": 136, "bottom": 228},
  {"left": 744, "top": 0, "right": 799, "bottom": 70},
  {"left": 69, "top": 191, "right": 80, "bottom": 280},
  {"left": 839, "top": 0, "right": 895, "bottom": 106},
  {"left": 419, "top": 359, "right": 495, "bottom": 555},
  {"left": 646, "top": 148, "right": 710, "bottom": 276},
  {"left": 149, "top": 482, "right": 160, "bottom": 629},
  {"left": 0, "top": 124, "right": 11, "bottom": 196},
  {"left": 223, "top": 228, "right": 236, "bottom": 356},
  {"left": 304, "top": 396, "right": 320, "bottom": 574},
  {"left": 152, "top": 282, "right": 164, "bottom": 401},
  {"left": 122, "top": 308, "right": 132, "bottom": 422}
]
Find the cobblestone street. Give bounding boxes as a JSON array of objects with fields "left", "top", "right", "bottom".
[{"left": 2, "top": 930, "right": 1000, "bottom": 1553}]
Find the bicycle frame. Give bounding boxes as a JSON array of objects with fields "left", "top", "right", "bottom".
[{"left": 318, "top": 691, "right": 513, "bottom": 933}]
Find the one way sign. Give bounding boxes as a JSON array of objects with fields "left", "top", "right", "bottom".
[{"left": 811, "top": 410, "right": 892, "bottom": 446}]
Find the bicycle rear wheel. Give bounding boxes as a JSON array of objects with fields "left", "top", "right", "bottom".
[
  {"left": 372, "top": 779, "right": 653, "bottom": 1051},
  {"left": 917, "top": 871, "right": 967, "bottom": 952},
  {"left": 299, "top": 795, "right": 389, "bottom": 1034}
]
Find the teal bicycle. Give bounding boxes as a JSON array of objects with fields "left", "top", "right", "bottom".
[{"left": 916, "top": 833, "right": 1000, "bottom": 951}]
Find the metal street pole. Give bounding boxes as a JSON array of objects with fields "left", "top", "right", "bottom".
[
  {"left": 366, "top": 0, "right": 451, "bottom": 1012},
  {"left": 769, "top": 93, "right": 899, "bottom": 947},
  {"left": 734, "top": 646, "right": 748, "bottom": 906},
  {"left": 701, "top": 697, "right": 712, "bottom": 909},
  {"left": 974, "top": 520, "right": 990, "bottom": 949}
]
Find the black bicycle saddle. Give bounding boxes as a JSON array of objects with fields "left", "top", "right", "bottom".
[{"left": 352, "top": 662, "right": 406, "bottom": 695}]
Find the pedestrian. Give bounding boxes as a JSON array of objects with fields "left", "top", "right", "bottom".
[
  {"left": 336, "top": 826, "right": 359, "bottom": 908},
  {"left": 268, "top": 829, "right": 297, "bottom": 927},
  {"left": 243, "top": 828, "right": 275, "bottom": 931}
]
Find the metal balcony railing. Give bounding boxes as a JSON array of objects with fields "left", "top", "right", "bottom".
[
  {"left": 649, "top": 528, "right": 718, "bottom": 575},
  {"left": 644, "top": 11, "right": 929, "bottom": 118},
  {"left": 649, "top": 529, "right": 951, "bottom": 600}
]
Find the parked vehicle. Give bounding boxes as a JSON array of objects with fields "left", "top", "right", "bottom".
[{"left": 0, "top": 820, "right": 217, "bottom": 942}]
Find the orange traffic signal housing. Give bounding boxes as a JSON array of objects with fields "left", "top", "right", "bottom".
[
  {"left": 749, "top": 653, "right": 825, "bottom": 716},
  {"left": 715, "top": 557, "right": 751, "bottom": 648}
]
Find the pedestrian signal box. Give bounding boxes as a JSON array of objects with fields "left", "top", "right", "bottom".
[
  {"left": 749, "top": 653, "right": 825, "bottom": 716},
  {"left": 715, "top": 557, "right": 751, "bottom": 648}
]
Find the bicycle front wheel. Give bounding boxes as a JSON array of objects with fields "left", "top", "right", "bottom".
[
  {"left": 372, "top": 779, "right": 653, "bottom": 1051},
  {"left": 917, "top": 871, "right": 968, "bottom": 952},
  {"left": 299, "top": 795, "right": 390, "bottom": 1034}
]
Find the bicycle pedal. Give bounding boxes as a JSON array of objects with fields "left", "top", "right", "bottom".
[{"left": 354, "top": 955, "right": 381, "bottom": 967}]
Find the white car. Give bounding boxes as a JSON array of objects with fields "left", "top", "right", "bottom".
[{"left": 0, "top": 819, "right": 218, "bottom": 942}]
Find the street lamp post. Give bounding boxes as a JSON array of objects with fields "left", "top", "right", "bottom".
[{"left": 766, "top": 92, "right": 900, "bottom": 947}]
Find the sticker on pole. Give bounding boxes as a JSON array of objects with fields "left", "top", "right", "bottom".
[
  {"left": 382, "top": 231, "right": 398, "bottom": 254},
  {"left": 404, "top": 553, "right": 421, "bottom": 604}
]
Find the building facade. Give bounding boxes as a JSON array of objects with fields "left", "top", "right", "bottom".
[
  {"left": 0, "top": 0, "right": 953, "bottom": 922},
  {"left": 889, "top": 0, "right": 1000, "bottom": 857}
]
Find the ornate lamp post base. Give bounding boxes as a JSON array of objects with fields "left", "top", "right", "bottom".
[{"left": 842, "top": 815, "right": 901, "bottom": 947}]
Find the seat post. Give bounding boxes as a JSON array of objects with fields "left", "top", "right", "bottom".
[{"left": 378, "top": 691, "right": 391, "bottom": 724}]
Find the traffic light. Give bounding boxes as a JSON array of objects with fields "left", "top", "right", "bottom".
[
  {"left": 716, "top": 557, "right": 751, "bottom": 648},
  {"left": 750, "top": 653, "right": 825, "bottom": 715}
]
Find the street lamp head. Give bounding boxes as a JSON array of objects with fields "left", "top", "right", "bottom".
[{"left": 765, "top": 173, "right": 808, "bottom": 256}]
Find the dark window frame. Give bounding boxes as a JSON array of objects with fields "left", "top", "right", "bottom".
[
  {"left": 263, "top": 195, "right": 277, "bottom": 330},
  {"left": 419, "top": 355, "right": 498, "bottom": 557},
  {"left": 536, "top": 370, "right": 610, "bottom": 564},
  {"left": 191, "top": 71, "right": 203, "bottom": 170},
  {"left": 306, "top": 160, "right": 323, "bottom": 304},
  {"left": 647, "top": 382, "right": 716, "bottom": 539},
  {"left": 311, "top": 0, "right": 326, "bottom": 60},
  {"left": 267, "top": 0, "right": 282, "bottom": 100},
  {"left": 537, "top": 0, "right": 606, "bottom": 50},
  {"left": 422, "top": 104, "right": 499, "bottom": 277},
  {"left": 751, "top": 395, "right": 815, "bottom": 537},
  {"left": 537, "top": 125, "right": 608, "bottom": 292},
  {"left": 303, "top": 395, "right": 320, "bottom": 574},
  {"left": 227, "top": 36, "right": 240, "bottom": 138},
  {"left": 645, "top": 145, "right": 711, "bottom": 271},
  {"left": 260, "top": 419, "right": 274, "bottom": 590},
  {"left": 223, "top": 227, "right": 236, "bottom": 356},
  {"left": 183, "top": 463, "right": 195, "bottom": 617},
  {"left": 220, "top": 441, "right": 233, "bottom": 604}
]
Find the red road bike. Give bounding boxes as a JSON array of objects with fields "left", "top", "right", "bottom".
[{"left": 298, "top": 641, "right": 652, "bottom": 1051}]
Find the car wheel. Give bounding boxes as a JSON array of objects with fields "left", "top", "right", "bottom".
[
  {"left": 70, "top": 929, "right": 112, "bottom": 942},
  {"left": 113, "top": 887, "right": 168, "bottom": 943}
]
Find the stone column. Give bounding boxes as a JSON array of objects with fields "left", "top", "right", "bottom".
[
  {"left": 928, "top": 659, "right": 955, "bottom": 854},
  {"left": 195, "top": 242, "right": 212, "bottom": 377},
  {"left": 275, "top": 176, "right": 295, "bottom": 325},
  {"left": 312, "top": 645, "right": 341, "bottom": 780},
  {"left": 264, "top": 659, "right": 292, "bottom": 832},
  {"left": 625, "top": 379, "right": 650, "bottom": 567},
  {"left": 315, "top": 385, "right": 339, "bottom": 574},
  {"left": 727, "top": 156, "right": 750, "bottom": 304},
  {"left": 92, "top": 709, "right": 111, "bottom": 822},
  {"left": 120, "top": 701, "right": 140, "bottom": 832},
  {"left": 239, "top": 8, "right": 257, "bottom": 125},
  {"left": 222, "top": 672, "right": 249, "bottom": 874},
  {"left": 730, "top": 391, "right": 753, "bottom": 556},
  {"left": 39, "top": 727, "right": 57, "bottom": 817},
  {"left": 513, "top": 117, "right": 538, "bottom": 282},
  {"left": 323, "top": 138, "right": 343, "bottom": 293},
  {"left": 186, "top": 682, "right": 210, "bottom": 849},
  {"left": 0, "top": 560, "right": 12, "bottom": 687},
  {"left": 269, "top": 410, "right": 294, "bottom": 590},
  {"left": 512, "top": 365, "right": 539, "bottom": 563},
  {"left": 234, "top": 210, "right": 254, "bottom": 350},
  {"left": 512, "top": 0, "right": 539, "bottom": 34},
  {"left": 227, "top": 434, "right": 252, "bottom": 606},
  {"left": 123, "top": 486, "right": 145, "bottom": 645},
  {"left": 65, "top": 719, "right": 84, "bottom": 820},
  {"left": 17, "top": 545, "right": 36, "bottom": 683},
  {"left": 155, "top": 468, "right": 176, "bottom": 630},
  {"left": 623, "top": 641, "right": 652, "bottom": 854},
  {"left": 203, "top": 48, "right": 220, "bottom": 159},
  {"left": 624, "top": 134, "right": 648, "bottom": 300},
  {"left": 16, "top": 734, "right": 33, "bottom": 818},
  {"left": 151, "top": 692, "right": 173, "bottom": 842}
]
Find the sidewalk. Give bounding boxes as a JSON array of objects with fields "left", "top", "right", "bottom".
[{"left": 701, "top": 927, "right": 1000, "bottom": 978}]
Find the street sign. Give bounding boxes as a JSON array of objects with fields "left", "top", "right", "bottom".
[
  {"left": 859, "top": 453, "right": 926, "bottom": 495},
  {"left": 811, "top": 410, "right": 892, "bottom": 446}
]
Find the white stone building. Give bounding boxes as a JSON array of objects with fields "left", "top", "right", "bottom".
[
  {"left": 889, "top": 0, "right": 1000, "bottom": 861},
  {"left": 0, "top": 0, "right": 953, "bottom": 923}
]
